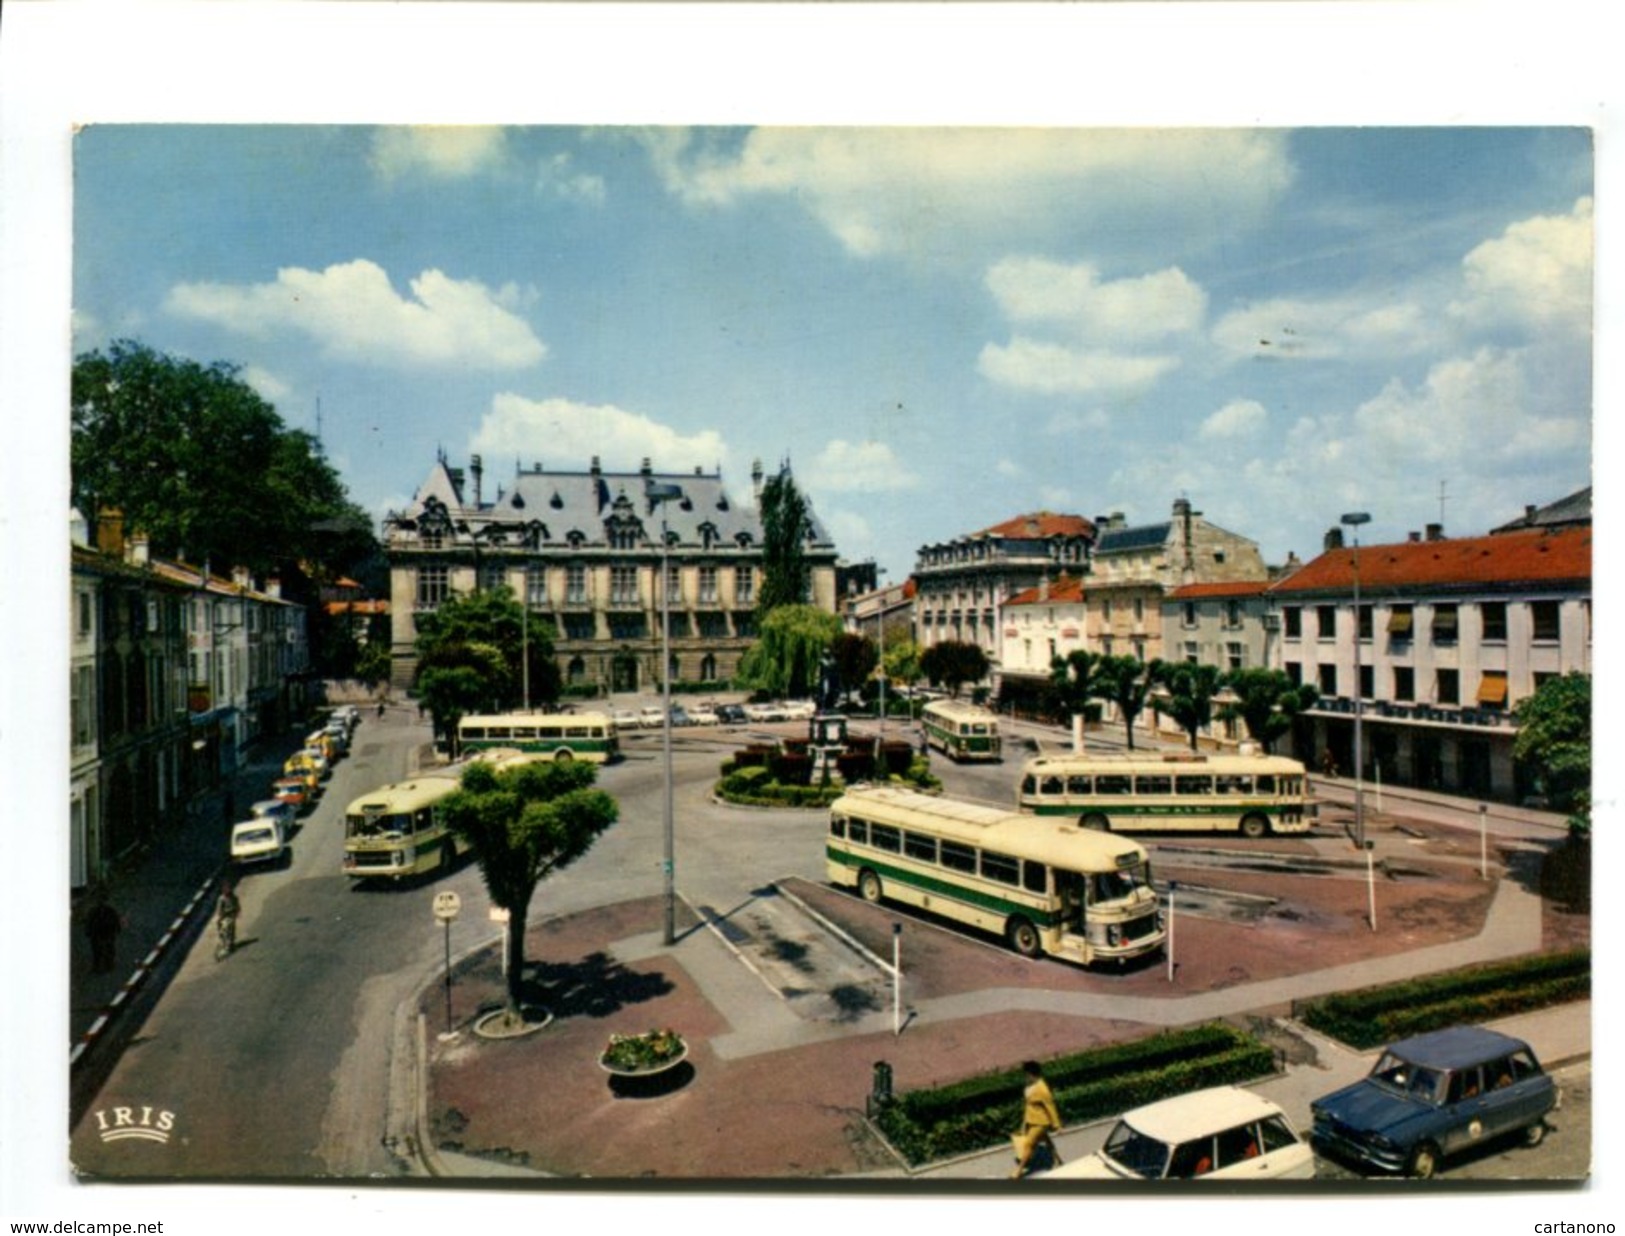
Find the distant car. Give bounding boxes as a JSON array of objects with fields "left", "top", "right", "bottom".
[
  {"left": 271, "top": 776, "right": 312, "bottom": 813},
  {"left": 639, "top": 706, "right": 667, "bottom": 728},
  {"left": 744, "top": 701, "right": 787, "bottom": 723},
  {"left": 249, "top": 798, "right": 297, "bottom": 830},
  {"left": 668, "top": 705, "right": 693, "bottom": 727},
  {"left": 686, "top": 704, "right": 719, "bottom": 726},
  {"left": 715, "top": 704, "right": 748, "bottom": 725},
  {"left": 1310, "top": 1026, "right": 1559, "bottom": 1179},
  {"left": 612, "top": 709, "right": 641, "bottom": 729},
  {"left": 1038, "top": 1085, "right": 1315, "bottom": 1181},
  {"left": 230, "top": 818, "right": 288, "bottom": 867},
  {"left": 781, "top": 700, "right": 818, "bottom": 720}
]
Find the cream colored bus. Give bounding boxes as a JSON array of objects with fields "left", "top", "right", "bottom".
[
  {"left": 920, "top": 699, "right": 1002, "bottom": 762},
  {"left": 826, "top": 785, "right": 1164, "bottom": 966},
  {"left": 457, "top": 711, "right": 620, "bottom": 764},
  {"left": 342, "top": 769, "right": 470, "bottom": 881},
  {"left": 1018, "top": 752, "right": 1315, "bottom": 838}
]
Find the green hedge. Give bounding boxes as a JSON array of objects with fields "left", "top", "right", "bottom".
[
  {"left": 874, "top": 1022, "right": 1275, "bottom": 1166},
  {"left": 1298, "top": 949, "right": 1590, "bottom": 1050}
]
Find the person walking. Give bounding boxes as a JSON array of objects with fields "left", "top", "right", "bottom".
[
  {"left": 84, "top": 888, "right": 124, "bottom": 975},
  {"left": 1010, "top": 1060, "right": 1062, "bottom": 1178}
]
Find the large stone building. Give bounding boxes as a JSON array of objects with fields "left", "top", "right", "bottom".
[
  {"left": 1270, "top": 515, "right": 1591, "bottom": 802},
  {"left": 383, "top": 455, "right": 839, "bottom": 696}
]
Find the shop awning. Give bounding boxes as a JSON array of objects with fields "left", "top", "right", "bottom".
[
  {"left": 1387, "top": 610, "right": 1413, "bottom": 634},
  {"left": 1477, "top": 672, "right": 1509, "bottom": 705}
]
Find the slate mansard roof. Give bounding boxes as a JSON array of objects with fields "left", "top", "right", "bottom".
[{"left": 392, "top": 457, "right": 834, "bottom": 551}]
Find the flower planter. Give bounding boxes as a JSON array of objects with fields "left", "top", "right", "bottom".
[{"left": 598, "top": 1042, "right": 689, "bottom": 1078}]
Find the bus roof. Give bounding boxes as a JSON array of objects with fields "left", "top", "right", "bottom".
[
  {"left": 921, "top": 699, "right": 998, "bottom": 720},
  {"left": 832, "top": 785, "right": 1147, "bottom": 870},
  {"left": 1023, "top": 751, "right": 1306, "bottom": 775},
  {"left": 459, "top": 711, "right": 613, "bottom": 727},
  {"left": 344, "top": 768, "right": 463, "bottom": 815}
]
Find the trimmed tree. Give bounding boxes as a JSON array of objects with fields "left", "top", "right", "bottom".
[
  {"left": 441, "top": 759, "right": 619, "bottom": 1026},
  {"left": 1096, "top": 655, "right": 1156, "bottom": 750},
  {"left": 1220, "top": 667, "right": 1320, "bottom": 754},
  {"left": 1153, "top": 660, "right": 1225, "bottom": 751},
  {"left": 1050, "top": 649, "right": 1109, "bottom": 744},
  {"left": 1513, "top": 671, "right": 1591, "bottom": 835}
]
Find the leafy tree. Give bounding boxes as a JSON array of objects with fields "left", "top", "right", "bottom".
[
  {"left": 754, "top": 467, "right": 812, "bottom": 617},
  {"left": 920, "top": 640, "right": 990, "bottom": 698},
  {"left": 413, "top": 586, "right": 561, "bottom": 747},
  {"left": 883, "top": 638, "right": 924, "bottom": 693},
  {"left": 831, "top": 632, "right": 879, "bottom": 704},
  {"left": 1220, "top": 667, "right": 1320, "bottom": 754},
  {"left": 1153, "top": 660, "right": 1225, "bottom": 751},
  {"left": 355, "top": 640, "right": 393, "bottom": 689},
  {"left": 1513, "top": 672, "right": 1591, "bottom": 832},
  {"left": 71, "top": 340, "right": 376, "bottom": 581},
  {"left": 737, "top": 604, "right": 842, "bottom": 699},
  {"left": 442, "top": 759, "right": 618, "bottom": 1024},
  {"left": 1050, "top": 649, "right": 1109, "bottom": 732},
  {"left": 1096, "top": 655, "right": 1156, "bottom": 750}
]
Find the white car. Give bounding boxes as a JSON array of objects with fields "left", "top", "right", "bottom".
[
  {"left": 1037, "top": 1086, "right": 1315, "bottom": 1181},
  {"left": 744, "top": 701, "right": 786, "bottom": 722},
  {"left": 612, "top": 709, "right": 641, "bottom": 729},
  {"left": 639, "top": 706, "right": 667, "bottom": 728},
  {"left": 249, "top": 798, "right": 297, "bottom": 831},
  {"left": 230, "top": 818, "right": 289, "bottom": 868},
  {"left": 780, "top": 700, "right": 818, "bottom": 720},
  {"left": 686, "top": 704, "right": 719, "bottom": 726}
]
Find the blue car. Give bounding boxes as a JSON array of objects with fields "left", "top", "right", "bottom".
[{"left": 1310, "top": 1026, "right": 1558, "bottom": 1179}]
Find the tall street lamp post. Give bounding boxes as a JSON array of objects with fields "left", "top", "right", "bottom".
[
  {"left": 647, "top": 481, "right": 685, "bottom": 946},
  {"left": 1341, "top": 511, "right": 1372, "bottom": 852},
  {"left": 876, "top": 567, "right": 888, "bottom": 739}
]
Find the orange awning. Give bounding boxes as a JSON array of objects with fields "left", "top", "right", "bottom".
[{"left": 1477, "top": 673, "right": 1508, "bottom": 705}]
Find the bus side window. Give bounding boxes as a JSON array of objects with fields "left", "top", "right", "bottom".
[
  {"left": 904, "top": 831, "right": 938, "bottom": 862},
  {"left": 1041, "top": 775, "right": 1064, "bottom": 796},
  {"left": 1136, "top": 775, "right": 1171, "bottom": 796},
  {"left": 870, "top": 825, "right": 901, "bottom": 853},
  {"left": 981, "top": 851, "right": 1019, "bottom": 886},
  {"left": 1255, "top": 774, "right": 1276, "bottom": 793},
  {"left": 1067, "top": 775, "right": 1091, "bottom": 795},
  {"left": 1176, "top": 775, "right": 1212, "bottom": 795},
  {"left": 940, "top": 841, "right": 976, "bottom": 873},
  {"left": 830, "top": 816, "right": 847, "bottom": 838},
  {"left": 1020, "top": 774, "right": 1037, "bottom": 795},
  {"left": 1021, "top": 860, "right": 1047, "bottom": 894},
  {"left": 849, "top": 820, "right": 868, "bottom": 845}
]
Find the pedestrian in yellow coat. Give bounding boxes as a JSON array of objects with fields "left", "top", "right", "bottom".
[{"left": 1011, "top": 1060, "right": 1062, "bottom": 1177}]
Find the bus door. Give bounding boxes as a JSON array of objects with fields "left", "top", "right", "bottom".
[{"left": 1055, "top": 870, "right": 1088, "bottom": 937}]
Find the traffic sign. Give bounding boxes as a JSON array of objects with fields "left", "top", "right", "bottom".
[{"left": 432, "top": 891, "right": 462, "bottom": 923}]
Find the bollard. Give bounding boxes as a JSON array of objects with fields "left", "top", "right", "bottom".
[{"left": 868, "top": 1060, "right": 894, "bottom": 1118}]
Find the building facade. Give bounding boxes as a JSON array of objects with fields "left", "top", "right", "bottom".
[
  {"left": 70, "top": 510, "right": 311, "bottom": 888},
  {"left": 384, "top": 455, "right": 839, "bottom": 696},
  {"left": 913, "top": 512, "right": 1094, "bottom": 691},
  {"left": 1270, "top": 521, "right": 1591, "bottom": 802}
]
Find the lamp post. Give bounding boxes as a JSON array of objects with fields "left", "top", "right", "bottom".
[
  {"left": 876, "top": 567, "right": 888, "bottom": 738},
  {"left": 647, "top": 481, "right": 685, "bottom": 946},
  {"left": 1341, "top": 511, "right": 1371, "bottom": 852}
]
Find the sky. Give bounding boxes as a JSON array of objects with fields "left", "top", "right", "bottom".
[
  {"left": 71, "top": 124, "right": 1593, "bottom": 578},
  {"left": 4, "top": 5, "right": 1617, "bottom": 1234}
]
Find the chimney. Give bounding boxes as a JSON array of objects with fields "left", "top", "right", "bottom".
[
  {"left": 640, "top": 457, "right": 653, "bottom": 478},
  {"left": 471, "top": 454, "right": 484, "bottom": 507},
  {"left": 751, "top": 458, "right": 764, "bottom": 499},
  {"left": 265, "top": 577, "right": 282, "bottom": 600},
  {"left": 1426, "top": 523, "right": 1444, "bottom": 541},
  {"left": 1525, "top": 504, "right": 1537, "bottom": 521},
  {"left": 590, "top": 455, "right": 601, "bottom": 477},
  {"left": 1409, "top": 531, "right": 1421, "bottom": 542},
  {"left": 232, "top": 565, "right": 252, "bottom": 590},
  {"left": 128, "top": 532, "right": 150, "bottom": 566},
  {"left": 1324, "top": 527, "right": 1345, "bottom": 551},
  {"left": 96, "top": 508, "right": 125, "bottom": 557}
]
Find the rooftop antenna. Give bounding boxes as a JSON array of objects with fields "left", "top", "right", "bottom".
[
  {"left": 1438, "top": 480, "right": 1449, "bottom": 527},
  {"left": 315, "top": 395, "right": 325, "bottom": 457}
]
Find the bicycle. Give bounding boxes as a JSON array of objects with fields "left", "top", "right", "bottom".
[{"left": 214, "top": 912, "right": 237, "bottom": 961}]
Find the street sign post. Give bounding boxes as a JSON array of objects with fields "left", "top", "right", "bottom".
[{"left": 432, "top": 892, "right": 461, "bottom": 1039}]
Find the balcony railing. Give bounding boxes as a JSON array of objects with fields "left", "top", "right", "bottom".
[{"left": 1309, "top": 697, "right": 1514, "bottom": 729}]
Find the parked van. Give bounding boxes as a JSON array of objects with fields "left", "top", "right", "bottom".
[{"left": 230, "top": 817, "right": 289, "bottom": 868}]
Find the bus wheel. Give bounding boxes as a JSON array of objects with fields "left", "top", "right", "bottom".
[
  {"left": 1081, "top": 813, "right": 1109, "bottom": 832},
  {"left": 1240, "top": 814, "right": 1269, "bottom": 839},
  {"left": 1007, "top": 917, "right": 1042, "bottom": 959},
  {"left": 858, "top": 869, "right": 884, "bottom": 904},
  {"left": 555, "top": 749, "right": 574, "bottom": 762}
]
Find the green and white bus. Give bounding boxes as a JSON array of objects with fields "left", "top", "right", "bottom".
[
  {"left": 1017, "top": 752, "right": 1316, "bottom": 838},
  {"left": 920, "top": 699, "right": 1002, "bottom": 762},
  {"left": 826, "top": 785, "right": 1164, "bottom": 966},
  {"left": 457, "top": 711, "right": 620, "bottom": 764},
  {"left": 342, "top": 769, "right": 470, "bottom": 881}
]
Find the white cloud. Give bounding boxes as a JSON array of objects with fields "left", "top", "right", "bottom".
[
  {"left": 643, "top": 128, "right": 1294, "bottom": 260},
  {"left": 471, "top": 394, "right": 731, "bottom": 481},
  {"left": 803, "top": 439, "right": 920, "bottom": 493},
  {"left": 536, "top": 152, "right": 606, "bottom": 205},
  {"left": 1354, "top": 347, "right": 1583, "bottom": 464},
  {"left": 166, "top": 260, "right": 548, "bottom": 369},
  {"left": 1199, "top": 398, "right": 1268, "bottom": 440},
  {"left": 241, "top": 365, "right": 292, "bottom": 404},
  {"left": 978, "top": 338, "right": 1178, "bottom": 395},
  {"left": 1451, "top": 197, "right": 1593, "bottom": 334},
  {"left": 370, "top": 126, "right": 509, "bottom": 181},
  {"left": 987, "top": 258, "right": 1207, "bottom": 342},
  {"left": 1044, "top": 409, "right": 1110, "bottom": 435},
  {"left": 995, "top": 459, "right": 1024, "bottom": 478},
  {"left": 1212, "top": 295, "right": 1434, "bottom": 362}
]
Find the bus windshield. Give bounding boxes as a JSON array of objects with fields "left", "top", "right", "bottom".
[
  {"left": 1088, "top": 864, "right": 1151, "bottom": 903},
  {"left": 348, "top": 810, "right": 409, "bottom": 839}
]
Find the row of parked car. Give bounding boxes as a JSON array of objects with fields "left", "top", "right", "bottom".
[
  {"left": 1034, "top": 1025, "right": 1559, "bottom": 1181},
  {"left": 610, "top": 699, "right": 822, "bottom": 731},
  {"left": 228, "top": 704, "right": 363, "bottom": 868}
]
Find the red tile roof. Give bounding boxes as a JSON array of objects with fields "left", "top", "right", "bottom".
[
  {"left": 1269, "top": 527, "right": 1590, "bottom": 595},
  {"left": 976, "top": 512, "right": 1094, "bottom": 540},
  {"left": 1169, "top": 580, "right": 1273, "bottom": 600},
  {"left": 1006, "top": 576, "right": 1087, "bottom": 607}
]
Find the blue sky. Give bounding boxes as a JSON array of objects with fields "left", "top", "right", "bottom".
[{"left": 72, "top": 124, "right": 1593, "bottom": 578}]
